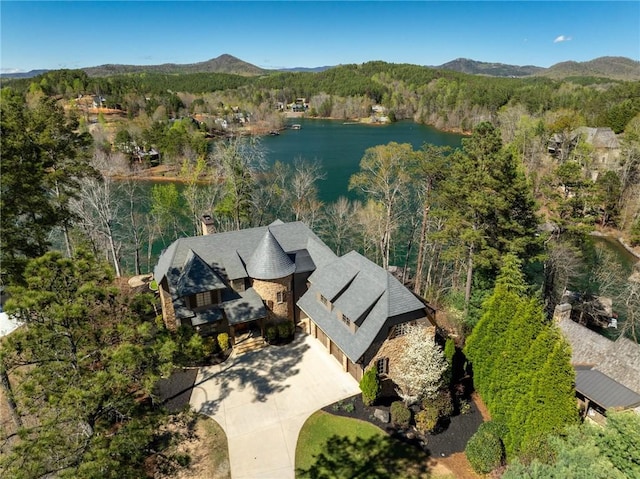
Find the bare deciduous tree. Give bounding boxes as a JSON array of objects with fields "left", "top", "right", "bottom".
[{"left": 70, "top": 176, "right": 122, "bottom": 277}]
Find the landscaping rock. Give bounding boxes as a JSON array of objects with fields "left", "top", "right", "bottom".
[{"left": 374, "top": 408, "right": 390, "bottom": 423}]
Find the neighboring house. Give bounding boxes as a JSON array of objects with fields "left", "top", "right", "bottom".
[
  {"left": 556, "top": 306, "right": 640, "bottom": 421},
  {"left": 548, "top": 127, "right": 621, "bottom": 178},
  {"left": 153, "top": 220, "right": 435, "bottom": 380},
  {"left": 574, "top": 127, "right": 620, "bottom": 170},
  {"left": 92, "top": 95, "right": 106, "bottom": 108}
]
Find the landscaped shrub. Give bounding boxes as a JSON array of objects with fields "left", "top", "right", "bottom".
[
  {"left": 203, "top": 336, "right": 219, "bottom": 356},
  {"left": 477, "top": 420, "right": 508, "bottom": 441},
  {"left": 424, "top": 389, "right": 454, "bottom": 418},
  {"left": 217, "top": 332, "right": 229, "bottom": 351},
  {"left": 359, "top": 367, "right": 380, "bottom": 406},
  {"left": 277, "top": 321, "right": 293, "bottom": 340},
  {"left": 418, "top": 389, "right": 453, "bottom": 433},
  {"left": 265, "top": 325, "right": 278, "bottom": 343},
  {"left": 390, "top": 401, "right": 411, "bottom": 428},
  {"left": 415, "top": 408, "right": 439, "bottom": 434},
  {"left": 465, "top": 423, "right": 505, "bottom": 474}
]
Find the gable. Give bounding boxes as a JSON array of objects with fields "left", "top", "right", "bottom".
[
  {"left": 175, "top": 249, "right": 226, "bottom": 297},
  {"left": 298, "top": 250, "right": 427, "bottom": 363}
]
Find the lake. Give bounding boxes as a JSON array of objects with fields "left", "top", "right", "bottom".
[{"left": 261, "top": 118, "right": 464, "bottom": 202}]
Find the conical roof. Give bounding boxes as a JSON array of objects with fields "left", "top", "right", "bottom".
[{"left": 246, "top": 228, "right": 296, "bottom": 280}]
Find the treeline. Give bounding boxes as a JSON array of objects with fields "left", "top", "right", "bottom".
[{"left": 3, "top": 61, "right": 639, "bottom": 133}]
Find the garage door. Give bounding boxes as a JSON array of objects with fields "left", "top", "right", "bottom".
[
  {"left": 330, "top": 341, "right": 344, "bottom": 366},
  {"left": 316, "top": 325, "right": 328, "bottom": 349}
]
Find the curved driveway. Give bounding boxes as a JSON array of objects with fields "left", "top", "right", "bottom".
[{"left": 190, "top": 334, "right": 360, "bottom": 479}]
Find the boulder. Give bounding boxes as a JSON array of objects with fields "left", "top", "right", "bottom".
[{"left": 374, "top": 408, "right": 390, "bottom": 423}]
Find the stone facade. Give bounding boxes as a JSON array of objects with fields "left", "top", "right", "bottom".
[{"left": 252, "top": 275, "right": 293, "bottom": 323}]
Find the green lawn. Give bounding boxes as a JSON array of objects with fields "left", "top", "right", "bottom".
[
  {"left": 295, "top": 411, "right": 431, "bottom": 478},
  {"left": 296, "top": 411, "right": 385, "bottom": 472}
]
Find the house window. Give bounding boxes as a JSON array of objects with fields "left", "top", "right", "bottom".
[
  {"left": 392, "top": 322, "right": 413, "bottom": 338},
  {"left": 277, "top": 290, "right": 287, "bottom": 304},
  {"left": 194, "top": 291, "right": 210, "bottom": 308},
  {"left": 341, "top": 313, "right": 351, "bottom": 326},
  {"left": 319, "top": 294, "right": 331, "bottom": 309},
  {"left": 376, "top": 357, "right": 389, "bottom": 376}
]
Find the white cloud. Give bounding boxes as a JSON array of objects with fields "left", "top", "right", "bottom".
[
  {"left": 554, "top": 35, "right": 572, "bottom": 43},
  {"left": 0, "top": 68, "right": 24, "bottom": 74}
]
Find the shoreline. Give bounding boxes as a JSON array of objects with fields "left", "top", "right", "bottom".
[{"left": 591, "top": 230, "right": 640, "bottom": 261}]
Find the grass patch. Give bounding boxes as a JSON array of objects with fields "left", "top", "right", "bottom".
[
  {"left": 199, "top": 416, "right": 231, "bottom": 478},
  {"left": 296, "top": 411, "right": 384, "bottom": 472},
  {"left": 295, "top": 411, "right": 431, "bottom": 478}
]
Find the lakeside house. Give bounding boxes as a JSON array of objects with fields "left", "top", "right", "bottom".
[
  {"left": 555, "top": 304, "right": 640, "bottom": 421},
  {"left": 153, "top": 220, "right": 436, "bottom": 380},
  {"left": 548, "top": 126, "right": 621, "bottom": 180}
]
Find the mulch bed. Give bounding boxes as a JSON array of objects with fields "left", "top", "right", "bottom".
[
  {"left": 322, "top": 391, "right": 484, "bottom": 458},
  {"left": 154, "top": 368, "right": 200, "bottom": 413}
]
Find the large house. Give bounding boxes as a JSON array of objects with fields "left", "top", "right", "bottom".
[{"left": 153, "top": 220, "right": 435, "bottom": 380}]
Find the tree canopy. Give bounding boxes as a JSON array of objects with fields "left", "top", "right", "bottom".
[{"left": 0, "top": 252, "right": 181, "bottom": 478}]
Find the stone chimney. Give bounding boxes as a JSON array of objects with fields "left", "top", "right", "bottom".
[
  {"left": 553, "top": 303, "right": 572, "bottom": 323},
  {"left": 201, "top": 214, "right": 215, "bottom": 235}
]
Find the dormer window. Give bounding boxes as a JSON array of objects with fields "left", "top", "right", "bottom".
[
  {"left": 341, "top": 313, "right": 351, "bottom": 326},
  {"left": 319, "top": 294, "right": 331, "bottom": 310}
]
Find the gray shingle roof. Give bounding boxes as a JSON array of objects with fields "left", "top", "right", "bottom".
[
  {"left": 175, "top": 249, "right": 226, "bottom": 297},
  {"left": 246, "top": 229, "right": 296, "bottom": 280},
  {"left": 223, "top": 288, "right": 267, "bottom": 325},
  {"left": 191, "top": 308, "right": 224, "bottom": 326},
  {"left": 154, "top": 221, "right": 334, "bottom": 283},
  {"left": 575, "top": 367, "right": 640, "bottom": 409},
  {"left": 559, "top": 317, "right": 640, "bottom": 402},
  {"left": 558, "top": 317, "right": 610, "bottom": 366},
  {"left": 297, "top": 251, "right": 427, "bottom": 362}
]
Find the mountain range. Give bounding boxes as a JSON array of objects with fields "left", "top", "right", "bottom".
[{"left": 2, "top": 54, "right": 639, "bottom": 81}]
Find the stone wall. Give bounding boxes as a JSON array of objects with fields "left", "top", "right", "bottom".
[
  {"left": 252, "top": 275, "right": 293, "bottom": 322},
  {"left": 159, "top": 279, "right": 177, "bottom": 331}
]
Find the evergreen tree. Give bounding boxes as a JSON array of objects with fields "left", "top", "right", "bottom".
[
  {"left": 0, "top": 252, "right": 176, "bottom": 478},
  {"left": 439, "top": 122, "right": 539, "bottom": 312},
  {"left": 465, "top": 253, "right": 578, "bottom": 459},
  {"left": 0, "top": 90, "right": 94, "bottom": 283},
  {"left": 506, "top": 327, "right": 578, "bottom": 456},
  {"left": 464, "top": 253, "right": 529, "bottom": 409}
]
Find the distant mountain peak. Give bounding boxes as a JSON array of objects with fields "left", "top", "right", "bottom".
[
  {"left": 434, "top": 58, "right": 543, "bottom": 77},
  {"left": 82, "top": 53, "right": 266, "bottom": 77},
  {"left": 540, "top": 56, "right": 640, "bottom": 80}
]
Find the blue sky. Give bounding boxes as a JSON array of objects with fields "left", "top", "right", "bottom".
[{"left": 1, "top": 1, "right": 638, "bottom": 73}]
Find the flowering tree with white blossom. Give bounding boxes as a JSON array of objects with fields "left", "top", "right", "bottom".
[{"left": 394, "top": 325, "right": 447, "bottom": 405}]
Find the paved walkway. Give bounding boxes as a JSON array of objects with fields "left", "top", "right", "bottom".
[{"left": 190, "top": 334, "right": 360, "bottom": 479}]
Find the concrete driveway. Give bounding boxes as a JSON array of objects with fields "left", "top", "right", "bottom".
[{"left": 190, "top": 333, "right": 360, "bottom": 479}]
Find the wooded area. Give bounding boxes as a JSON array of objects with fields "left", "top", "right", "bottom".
[{"left": 1, "top": 61, "right": 639, "bottom": 477}]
